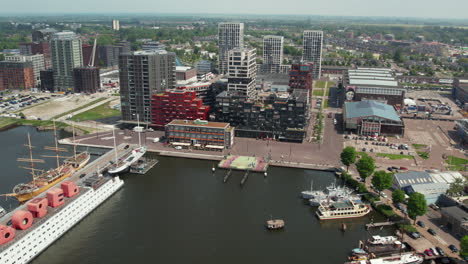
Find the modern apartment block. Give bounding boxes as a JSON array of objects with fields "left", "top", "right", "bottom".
[
  {"left": 195, "top": 60, "right": 214, "bottom": 75},
  {"left": 0, "top": 61, "right": 35, "bottom": 91},
  {"left": 119, "top": 50, "right": 176, "bottom": 124},
  {"left": 5, "top": 54, "right": 45, "bottom": 87},
  {"left": 112, "top": 20, "right": 120, "bottom": 31},
  {"left": 227, "top": 47, "right": 257, "bottom": 99},
  {"left": 303, "top": 30, "right": 323, "bottom": 79},
  {"left": 218, "top": 22, "right": 244, "bottom": 74},
  {"left": 40, "top": 69, "right": 54, "bottom": 91},
  {"left": 32, "top": 28, "right": 57, "bottom": 42},
  {"left": 151, "top": 90, "right": 210, "bottom": 129},
  {"left": 50, "top": 32, "right": 83, "bottom": 91},
  {"left": 98, "top": 41, "right": 131, "bottom": 67},
  {"left": 214, "top": 89, "right": 310, "bottom": 142},
  {"left": 73, "top": 67, "right": 100, "bottom": 93},
  {"left": 19, "top": 42, "right": 51, "bottom": 69},
  {"left": 165, "top": 119, "right": 234, "bottom": 149},
  {"left": 289, "top": 63, "right": 313, "bottom": 90},
  {"left": 263, "top": 35, "right": 284, "bottom": 73}
]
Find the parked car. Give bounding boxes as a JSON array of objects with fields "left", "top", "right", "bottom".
[
  {"left": 448, "top": 244, "right": 458, "bottom": 253},
  {"left": 380, "top": 193, "right": 388, "bottom": 199},
  {"left": 333, "top": 119, "right": 337, "bottom": 125},
  {"left": 409, "top": 232, "right": 422, "bottom": 239},
  {"left": 427, "top": 228, "right": 436, "bottom": 236},
  {"left": 416, "top": 221, "right": 425, "bottom": 228},
  {"left": 174, "top": 146, "right": 182, "bottom": 150},
  {"left": 435, "top": 247, "right": 445, "bottom": 256},
  {"left": 431, "top": 247, "right": 439, "bottom": 256},
  {"left": 424, "top": 249, "right": 433, "bottom": 256}
]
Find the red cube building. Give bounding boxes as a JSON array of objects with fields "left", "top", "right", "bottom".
[
  {"left": 289, "top": 63, "right": 313, "bottom": 90},
  {"left": 151, "top": 90, "right": 210, "bottom": 129}
]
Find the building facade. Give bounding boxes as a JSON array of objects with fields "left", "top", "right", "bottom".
[
  {"left": 343, "top": 100, "right": 404, "bottom": 136},
  {"left": 19, "top": 42, "right": 51, "bottom": 69},
  {"left": 73, "top": 67, "right": 100, "bottom": 93},
  {"left": 263, "top": 35, "right": 284, "bottom": 73},
  {"left": 40, "top": 69, "right": 54, "bottom": 91},
  {"left": 5, "top": 54, "right": 45, "bottom": 87},
  {"left": 214, "top": 90, "right": 310, "bottom": 142},
  {"left": 98, "top": 41, "right": 131, "bottom": 68},
  {"left": 151, "top": 90, "right": 210, "bottom": 129},
  {"left": 165, "top": 119, "right": 234, "bottom": 149},
  {"left": 218, "top": 22, "right": 244, "bottom": 74},
  {"left": 32, "top": 28, "right": 57, "bottom": 42},
  {"left": 303, "top": 30, "right": 323, "bottom": 79},
  {"left": 50, "top": 32, "right": 83, "bottom": 91},
  {"left": 289, "top": 63, "right": 313, "bottom": 90},
  {"left": 112, "top": 20, "right": 120, "bottom": 31},
  {"left": 440, "top": 206, "right": 468, "bottom": 238},
  {"left": 119, "top": 50, "right": 176, "bottom": 124},
  {"left": 227, "top": 47, "right": 257, "bottom": 99},
  {"left": 0, "top": 61, "right": 35, "bottom": 91},
  {"left": 195, "top": 60, "right": 214, "bottom": 75}
]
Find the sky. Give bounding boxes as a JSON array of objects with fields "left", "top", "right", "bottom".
[{"left": 1, "top": 0, "right": 468, "bottom": 20}]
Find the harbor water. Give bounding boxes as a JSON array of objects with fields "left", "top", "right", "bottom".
[{"left": 0, "top": 126, "right": 390, "bottom": 264}]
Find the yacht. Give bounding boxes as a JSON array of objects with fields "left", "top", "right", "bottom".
[{"left": 367, "top": 236, "right": 399, "bottom": 245}]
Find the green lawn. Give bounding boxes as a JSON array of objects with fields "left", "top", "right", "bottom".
[
  {"left": 70, "top": 102, "right": 120, "bottom": 121},
  {"left": 52, "top": 97, "right": 107, "bottom": 119},
  {"left": 412, "top": 144, "right": 427, "bottom": 150},
  {"left": 315, "top": 80, "right": 327, "bottom": 89},
  {"left": 0, "top": 117, "right": 18, "bottom": 130},
  {"left": 377, "top": 153, "right": 414, "bottom": 160},
  {"left": 313, "top": 89, "right": 324, "bottom": 96},
  {"left": 446, "top": 156, "right": 468, "bottom": 171},
  {"left": 323, "top": 99, "right": 329, "bottom": 108},
  {"left": 417, "top": 151, "right": 430, "bottom": 160},
  {"left": 325, "top": 81, "right": 335, "bottom": 89}
]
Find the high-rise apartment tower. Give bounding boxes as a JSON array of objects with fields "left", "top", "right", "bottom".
[
  {"left": 227, "top": 47, "right": 257, "bottom": 99},
  {"left": 302, "top": 30, "right": 323, "bottom": 79},
  {"left": 119, "top": 50, "right": 176, "bottom": 124},
  {"left": 50, "top": 32, "right": 83, "bottom": 91},
  {"left": 218, "top": 22, "right": 244, "bottom": 74},
  {"left": 263, "top": 35, "right": 284, "bottom": 73}
]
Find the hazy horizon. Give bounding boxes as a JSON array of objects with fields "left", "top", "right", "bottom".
[{"left": 1, "top": 0, "right": 468, "bottom": 20}]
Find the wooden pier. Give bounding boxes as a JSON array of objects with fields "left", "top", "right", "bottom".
[
  {"left": 130, "top": 156, "right": 159, "bottom": 175},
  {"left": 365, "top": 221, "right": 403, "bottom": 229}
]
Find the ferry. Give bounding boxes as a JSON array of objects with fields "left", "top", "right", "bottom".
[
  {"left": 0, "top": 174, "right": 124, "bottom": 264},
  {"left": 316, "top": 199, "right": 371, "bottom": 220}
]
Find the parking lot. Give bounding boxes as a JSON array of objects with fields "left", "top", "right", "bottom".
[
  {"left": 0, "top": 93, "right": 52, "bottom": 117},
  {"left": 405, "top": 90, "right": 463, "bottom": 119}
]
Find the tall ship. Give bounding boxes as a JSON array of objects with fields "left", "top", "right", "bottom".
[
  {"left": 108, "top": 127, "right": 146, "bottom": 175},
  {"left": 6, "top": 130, "right": 90, "bottom": 203},
  {"left": 0, "top": 172, "right": 124, "bottom": 264},
  {"left": 316, "top": 198, "right": 371, "bottom": 220}
]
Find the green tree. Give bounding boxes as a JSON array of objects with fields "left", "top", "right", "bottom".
[
  {"left": 393, "top": 48, "right": 405, "bottom": 63},
  {"left": 407, "top": 192, "right": 427, "bottom": 223},
  {"left": 446, "top": 178, "right": 467, "bottom": 197},
  {"left": 371, "top": 171, "right": 393, "bottom": 194},
  {"left": 461, "top": 235, "right": 468, "bottom": 258},
  {"left": 340, "top": 146, "right": 357, "bottom": 172},
  {"left": 392, "top": 189, "right": 406, "bottom": 204},
  {"left": 356, "top": 155, "right": 375, "bottom": 179}
]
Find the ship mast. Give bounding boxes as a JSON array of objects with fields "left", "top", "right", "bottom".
[
  {"left": 72, "top": 122, "right": 77, "bottom": 158},
  {"left": 112, "top": 128, "right": 118, "bottom": 163},
  {"left": 17, "top": 133, "right": 45, "bottom": 179},
  {"left": 53, "top": 120, "right": 60, "bottom": 168},
  {"left": 137, "top": 113, "right": 141, "bottom": 147}
]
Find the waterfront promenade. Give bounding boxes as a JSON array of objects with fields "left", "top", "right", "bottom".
[{"left": 60, "top": 119, "right": 343, "bottom": 172}]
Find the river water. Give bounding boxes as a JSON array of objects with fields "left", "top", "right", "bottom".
[{"left": 0, "top": 126, "right": 389, "bottom": 264}]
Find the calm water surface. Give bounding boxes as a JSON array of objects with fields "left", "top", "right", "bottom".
[{"left": 0, "top": 126, "right": 389, "bottom": 264}]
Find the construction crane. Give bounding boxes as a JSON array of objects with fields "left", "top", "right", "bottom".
[{"left": 88, "top": 35, "right": 98, "bottom": 67}]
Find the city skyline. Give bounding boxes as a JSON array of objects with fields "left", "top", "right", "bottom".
[{"left": 1, "top": 0, "right": 468, "bottom": 20}]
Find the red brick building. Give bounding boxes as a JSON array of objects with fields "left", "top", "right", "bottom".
[
  {"left": 289, "top": 63, "right": 313, "bottom": 90},
  {"left": 19, "top": 42, "right": 51, "bottom": 68},
  {"left": 0, "top": 61, "right": 35, "bottom": 90},
  {"left": 151, "top": 90, "right": 210, "bottom": 129}
]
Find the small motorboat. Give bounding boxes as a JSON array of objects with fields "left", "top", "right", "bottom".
[{"left": 266, "top": 219, "right": 285, "bottom": 230}]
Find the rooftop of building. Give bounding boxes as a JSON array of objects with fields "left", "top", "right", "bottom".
[
  {"left": 344, "top": 100, "right": 401, "bottom": 122},
  {"left": 429, "top": 171, "right": 464, "bottom": 184},
  {"left": 167, "top": 119, "right": 230, "bottom": 129},
  {"left": 51, "top": 31, "right": 77, "bottom": 40},
  {"left": 346, "top": 68, "right": 399, "bottom": 88},
  {"left": 440, "top": 206, "right": 468, "bottom": 222},
  {"left": 130, "top": 50, "right": 173, "bottom": 56},
  {"left": 408, "top": 182, "right": 450, "bottom": 193}
]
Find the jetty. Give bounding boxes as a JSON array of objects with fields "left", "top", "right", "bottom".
[
  {"left": 129, "top": 155, "right": 159, "bottom": 174},
  {"left": 365, "top": 221, "right": 403, "bottom": 229},
  {"left": 218, "top": 155, "right": 269, "bottom": 172}
]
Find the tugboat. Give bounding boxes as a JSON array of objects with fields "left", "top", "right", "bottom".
[{"left": 266, "top": 216, "right": 285, "bottom": 230}]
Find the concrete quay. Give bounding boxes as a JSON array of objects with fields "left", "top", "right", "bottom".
[{"left": 60, "top": 126, "right": 343, "bottom": 172}]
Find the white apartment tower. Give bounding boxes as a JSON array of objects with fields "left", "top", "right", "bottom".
[
  {"left": 218, "top": 22, "right": 244, "bottom": 74},
  {"left": 303, "top": 30, "right": 323, "bottom": 79},
  {"left": 263, "top": 35, "right": 284, "bottom": 73},
  {"left": 227, "top": 47, "right": 257, "bottom": 99},
  {"left": 50, "top": 31, "right": 83, "bottom": 91},
  {"left": 112, "top": 20, "right": 120, "bottom": 31}
]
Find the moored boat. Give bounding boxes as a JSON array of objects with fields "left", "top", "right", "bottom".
[{"left": 316, "top": 198, "right": 371, "bottom": 220}]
